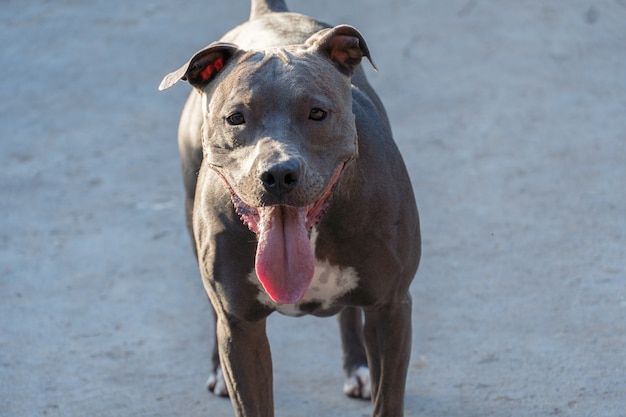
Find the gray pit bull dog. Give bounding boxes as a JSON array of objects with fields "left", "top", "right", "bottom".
[{"left": 159, "top": 1, "right": 421, "bottom": 415}]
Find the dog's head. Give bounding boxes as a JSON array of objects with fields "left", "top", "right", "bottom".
[{"left": 160, "top": 25, "right": 373, "bottom": 304}]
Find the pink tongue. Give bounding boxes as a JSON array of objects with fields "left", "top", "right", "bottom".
[{"left": 255, "top": 205, "right": 315, "bottom": 304}]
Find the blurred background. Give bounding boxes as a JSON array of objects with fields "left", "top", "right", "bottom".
[{"left": 1, "top": 1, "right": 625, "bottom": 416}]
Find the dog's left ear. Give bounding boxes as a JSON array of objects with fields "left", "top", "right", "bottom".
[
  {"left": 159, "top": 42, "right": 239, "bottom": 91},
  {"left": 305, "top": 25, "right": 376, "bottom": 76}
]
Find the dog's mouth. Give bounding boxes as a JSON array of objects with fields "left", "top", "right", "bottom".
[{"left": 224, "top": 165, "right": 344, "bottom": 305}]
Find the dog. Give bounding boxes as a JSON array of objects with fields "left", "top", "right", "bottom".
[{"left": 159, "top": 1, "right": 421, "bottom": 415}]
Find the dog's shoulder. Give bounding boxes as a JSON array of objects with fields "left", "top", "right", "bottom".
[{"left": 220, "top": 13, "right": 329, "bottom": 50}]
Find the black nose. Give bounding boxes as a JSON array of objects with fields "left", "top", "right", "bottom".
[{"left": 260, "top": 161, "right": 300, "bottom": 198}]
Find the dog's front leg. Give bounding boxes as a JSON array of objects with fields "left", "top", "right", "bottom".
[
  {"left": 339, "top": 306, "right": 371, "bottom": 399},
  {"left": 215, "top": 314, "right": 274, "bottom": 417},
  {"left": 363, "top": 294, "right": 413, "bottom": 417}
]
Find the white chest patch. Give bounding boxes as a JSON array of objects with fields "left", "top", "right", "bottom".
[{"left": 250, "top": 228, "right": 360, "bottom": 316}]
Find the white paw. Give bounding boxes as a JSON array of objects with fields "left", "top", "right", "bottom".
[
  {"left": 343, "top": 365, "right": 371, "bottom": 399},
  {"left": 206, "top": 367, "right": 229, "bottom": 397}
]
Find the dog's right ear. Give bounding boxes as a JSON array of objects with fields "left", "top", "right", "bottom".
[{"left": 159, "top": 42, "right": 239, "bottom": 91}]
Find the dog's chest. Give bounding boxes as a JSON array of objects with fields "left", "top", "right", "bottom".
[{"left": 252, "top": 228, "right": 360, "bottom": 316}]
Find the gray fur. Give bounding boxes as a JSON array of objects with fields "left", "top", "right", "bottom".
[{"left": 159, "top": 1, "right": 420, "bottom": 415}]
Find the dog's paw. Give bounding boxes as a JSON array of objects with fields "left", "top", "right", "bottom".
[
  {"left": 343, "top": 365, "right": 371, "bottom": 399},
  {"left": 206, "top": 367, "right": 229, "bottom": 397}
]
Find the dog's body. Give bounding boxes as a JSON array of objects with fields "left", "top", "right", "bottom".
[{"left": 160, "top": 1, "right": 420, "bottom": 415}]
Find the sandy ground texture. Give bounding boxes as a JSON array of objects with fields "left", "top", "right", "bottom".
[{"left": 1, "top": 0, "right": 625, "bottom": 416}]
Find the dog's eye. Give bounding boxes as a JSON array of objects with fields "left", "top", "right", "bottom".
[
  {"left": 309, "top": 108, "right": 327, "bottom": 121},
  {"left": 226, "top": 113, "right": 245, "bottom": 126}
]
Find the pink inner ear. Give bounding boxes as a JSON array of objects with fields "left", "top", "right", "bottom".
[
  {"left": 200, "top": 56, "right": 224, "bottom": 81},
  {"left": 330, "top": 36, "right": 361, "bottom": 64},
  {"left": 214, "top": 56, "right": 224, "bottom": 72}
]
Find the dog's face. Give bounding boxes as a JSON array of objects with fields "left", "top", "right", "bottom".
[
  {"left": 160, "top": 26, "right": 372, "bottom": 304},
  {"left": 201, "top": 47, "right": 357, "bottom": 211}
]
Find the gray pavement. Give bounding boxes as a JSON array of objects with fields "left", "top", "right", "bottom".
[{"left": 1, "top": 1, "right": 625, "bottom": 416}]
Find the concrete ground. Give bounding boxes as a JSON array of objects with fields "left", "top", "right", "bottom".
[{"left": 1, "top": 0, "right": 625, "bottom": 416}]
